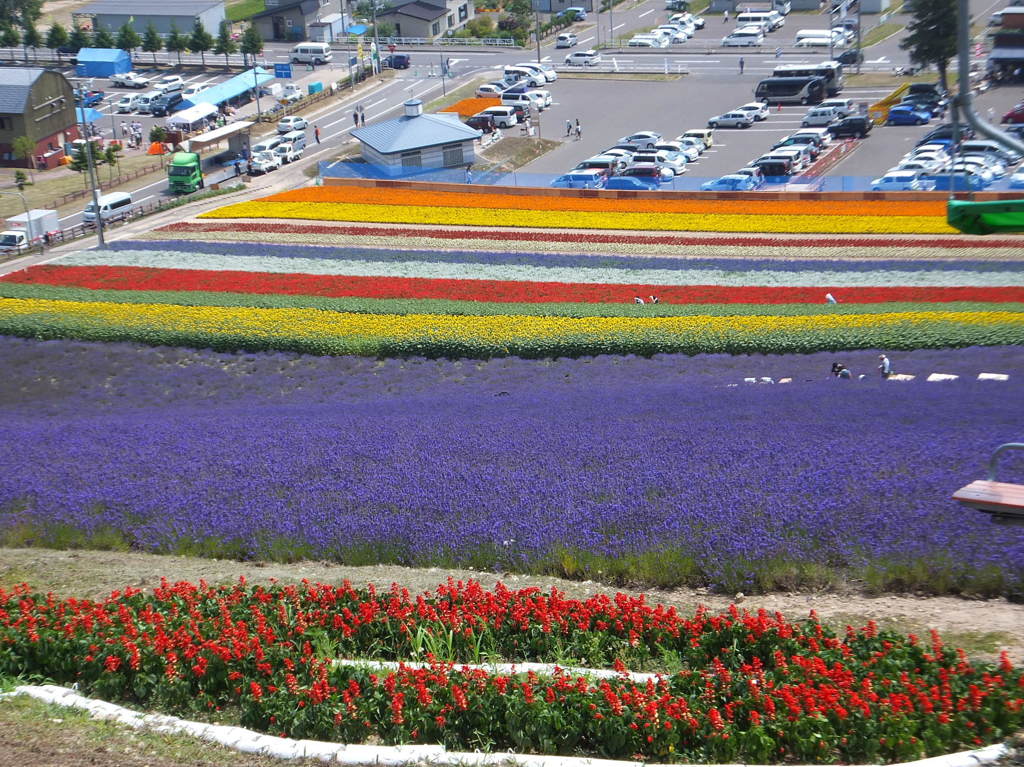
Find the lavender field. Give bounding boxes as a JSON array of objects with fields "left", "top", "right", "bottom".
[{"left": 2, "top": 337, "right": 1022, "bottom": 596}]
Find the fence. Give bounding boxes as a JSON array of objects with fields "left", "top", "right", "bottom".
[
  {"left": 376, "top": 37, "right": 516, "bottom": 47},
  {"left": 44, "top": 162, "right": 164, "bottom": 209}
]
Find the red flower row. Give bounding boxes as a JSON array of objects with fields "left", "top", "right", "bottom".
[
  {"left": 7, "top": 265, "right": 1023, "bottom": 305},
  {"left": 158, "top": 221, "right": 1024, "bottom": 249}
]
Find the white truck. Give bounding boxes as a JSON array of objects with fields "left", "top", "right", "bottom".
[
  {"left": 0, "top": 209, "right": 60, "bottom": 254},
  {"left": 110, "top": 72, "right": 151, "bottom": 89}
]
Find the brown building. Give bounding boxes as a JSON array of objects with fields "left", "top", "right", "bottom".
[
  {"left": 0, "top": 69, "right": 80, "bottom": 171},
  {"left": 251, "top": 0, "right": 343, "bottom": 42}
]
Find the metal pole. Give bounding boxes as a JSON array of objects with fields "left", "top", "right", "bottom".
[
  {"left": 254, "top": 60, "right": 263, "bottom": 122},
  {"left": 78, "top": 116, "right": 105, "bottom": 247},
  {"left": 371, "top": 1, "right": 380, "bottom": 75},
  {"left": 439, "top": 51, "right": 446, "bottom": 95},
  {"left": 609, "top": 2, "right": 614, "bottom": 49},
  {"left": 0, "top": 190, "right": 42, "bottom": 255},
  {"left": 855, "top": 0, "right": 862, "bottom": 74}
]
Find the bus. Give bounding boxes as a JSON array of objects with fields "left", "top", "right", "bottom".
[
  {"left": 754, "top": 76, "right": 827, "bottom": 105},
  {"left": 771, "top": 61, "right": 844, "bottom": 95}
]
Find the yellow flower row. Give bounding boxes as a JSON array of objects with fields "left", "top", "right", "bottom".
[
  {"left": 1, "top": 298, "right": 1017, "bottom": 341},
  {"left": 199, "top": 201, "right": 958, "bottom": 235}
]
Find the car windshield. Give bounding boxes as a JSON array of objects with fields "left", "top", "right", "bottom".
[
  {"left": 0, "top": 233, "right": 19, "bottom": 246},
  {"left": 168, "top": 165, "right": 195, "bottom": 176}
]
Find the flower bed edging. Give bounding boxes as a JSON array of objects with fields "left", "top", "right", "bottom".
[{"left": 0, "top": 685, "right": 1010, "bottom": 767}]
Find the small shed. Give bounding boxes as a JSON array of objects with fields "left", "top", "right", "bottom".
[
  {"left": 75, "top": 48, "right": 132, "bottom": 78},
  {"left": 350, "top": 99, "right": 482, "bottom": 176},
  {"left": 308, "top": 12, "right": 347, "bottom": 42}
]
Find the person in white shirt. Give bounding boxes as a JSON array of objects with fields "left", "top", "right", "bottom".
[{"left": 878, "top": 354, "right": 893, "bottom": 378}]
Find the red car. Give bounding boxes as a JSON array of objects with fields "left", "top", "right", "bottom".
[{"left": 1002, "top": 104, "right": 1024, "bottom": 124}]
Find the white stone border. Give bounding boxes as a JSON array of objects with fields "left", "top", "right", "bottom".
[{"left": 0, "top": 684, "right": 1009, "bottom": 767}]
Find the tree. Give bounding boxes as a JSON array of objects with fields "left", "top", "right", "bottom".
[
  {"left": 165, "top": 23, "right": 188, "bottom": 65},
  {"left": 899, "top": 0, "right": 957, "bottom": 92},
  {"left": 149, "top": 125, "right": 167, "bottom": 144},
  {"left": 116, "top": 21, "right": 141, "bottom": 53},
  {"left": 67, "top": 21, "right": 90, "bottom": 52},
  {"left": 0, "top": 24, "right": 19, "bottom": 49},
  {"left": 22, "top": 23, "right": 41, "bottom": 62},
  {"left": 213, "top": 20, "right": 237, "bottom": 67},
  {"left": 46, "top": 21, "right": 68, "bottom": 50},
  {"left": 103, "top": 143, "right": 122, "bottom": 182},
  {"left": 12, "top": 135, "right": 36, "bottom": 182},
  {"left": 14, "top": 169, "right": 29, "bottom": 190},
  {"left": 239, "top": 24, "right": 262, "bottom": 67},
  {"left": 93, "top": 26, "right": 116, "bottom": 48},
  {"left": 189, "top": 19, "right": 213, "bottom": 66},
  {"left": 68, "top": 139, "right": 105, "bottom": 177},
  {"left": 141, "top": 22, "right": 162, "bottom": 63},
  {"left": 0, "top": 0, "right": 41, "bottom": 29}
]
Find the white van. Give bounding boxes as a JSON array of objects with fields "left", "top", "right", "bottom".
[
  {"left": 291, "top": 42, "right": 332, "bottom": 65},
  {"left": 116, "top": 93, "right": 142, "bottom": 113},
  {"left": 737, "top": 11, "right": 784, "bottom": 31},
  {"left": 251, "top": 135, "right": 283, "bottom": 155},
  {"left": 135, "top": 90, "right": 162, "bottom": 114},
  {"left": 802, "top": 106, "right": 839, "bottom": 126},
  {"left": 514, "top": 61, "right": 557, "bottom": 82},
  {"left": 794, "top": 29, "right": 841, "bottom": 47},
  {"left": 479, "top": 106, "right": 518, "bottom": 128},
  {"left": 83, "top": 192, "right": 133, "bottom": 224},
  {"left": 503, "top": 65, "right": 545, "bottom": 87},
  {"left": 279, "top": 129, "right": 307, "bottom": 152}
]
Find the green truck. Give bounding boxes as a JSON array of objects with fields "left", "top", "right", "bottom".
[{"left": 167, "top": 152, "right": 204, "bottom": 194}]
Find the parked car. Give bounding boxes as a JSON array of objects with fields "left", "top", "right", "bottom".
[
  {"left": 961, "top": 139, "right": 1023, "bottom": 166},
  {"left": 653, "top": 141, "right": 699, "bottom": 162},
  {"left": 575, "top": 154, "right": 627, "bottom": 174},
  {"left": 551, "top": 169, "right": 607, "bottom": 189},
  {"left": 919, "top": 124, "right": 973, "bottom": 144},
  {"left": 605, "top": 176, "right": 659, "bottom": 191},
  {"left": 870, "top": 171, "right": 935, "bottom": 191},
  {"left": 735, "top": 101, "right": 769, "bottom": 121},
  {"left": 1009, "top": 167, "right": 1024, "bottom": 188},
  {"left": 110, "top": 72, "right": 150, "bottom": 89},
  {"left": 75, "top": 90, "right": 104, "bottom": 107},
  {"left": 722, "top": 27, "right": 764, "bottom": 46},
  {"left": 899, "top": 96, "right": 945, "bottom": 117},
  {"left": 818, "top": 98, "right": 856, "bottom": 118},
  {"left": 465, "top": 114, "right": 497, "bottom": 132},
  {"left": 675, "top": 135, "right": 706, "bottom": 155},
  {"left": 1002, "top": 104, "right": 1024, "bottom": 124},
  {"left": 734, "top": 166, "right": 765, "bottom": 186},
  {"left": 773, "top": 135, "right": 821, "bottom": 159},
  {"left": 476, "top": 83, "right": 508, "bottom": 97},
  {"left": 708, "top": 111, "right": 753, "bottom": 129},
  {"left": 156, "top": 75, "right": 184, "bottom": 93},
  {"left": 801, "top": 106, "right": 839, "bottom": 127},
  {"left": 886, "top": 105, "right": 932, "bottom": 126},
  {"left": 621, "top": 164, "right": 675, "bottom": 183},
  {"left": 628, "top": 34, "right": 668, "bottom": 48},
  {"left": 477, "top": 106, "right": 518, "bottom": 128},
  {"left": 558, "top": 6, "right": 587, "bottom": 20},
  {"left": 277, "top": 116, "right": 308, "bottom": 133},
  {"left": 836, "top": 48, "right": 863, "bottom": 65},
  {"left": 679, "top": 129, "right": 713, "bottom": 148},
  {"left": 617, "top": 131, "right": 662, "bottom": 149},
  {"left": 632, "top": 150, "right": 687, "bottom": 175},
  {"left": 565, "top": 49, "right": 601, "bottom": 66},
  {"left": 828, "top": 116, "right": 873, "bottom": 139},
  {"left": 556, "top": 32, "right": 578, "bottom": 48},
  {"left": 115, "top": 94, "right": 141, "bottom": 113},
  {"left": 149, "top": 91, "right": 183, "bottom": 117},
  {"left": 700, "top": 174, "right": 757, "bottom": 191}
]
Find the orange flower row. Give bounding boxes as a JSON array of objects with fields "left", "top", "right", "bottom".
[
  {"left": 264, "top": 186, "right": 948, "bottom": 218},
  {"left": 439, "top": 98, "right": 500, "bottom": 118}
]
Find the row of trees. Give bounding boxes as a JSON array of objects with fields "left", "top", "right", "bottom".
[{"left": 0, "top": 18, "right": 264, "bottom": 67}]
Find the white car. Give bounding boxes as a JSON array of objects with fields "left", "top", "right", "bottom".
[
  {"left": 951, "top": 160, "right": 995, "bottom": 184},
  {"left": 1009, "top": 168, "right": 1024, "bottom": 188},
  {"left": 819, "top": 98, "right": 856, "bottom": 117},
  {"left": 903, "top": 151, "right": 949, "bottom": 168},
  {"left": 675, "top": 135, "right": 707, "bottom": 155},
  {"left": 671, "top": 12, "right": 704, "bottom": 29},
  {"left": 801, "top": 107, "right": 840, "bottom": 127},
  {"left": 515, "top": 62, "right": 557, "bottom": 82},
  {"left": 722, "top": 27, "right": 765, "bottom": 46},
  {"left": 525, "top": 90, "right": 552, "bottom": 110},
  {"left": 792, "top": 128, "right": 833, "bottom": 146},
  {"left": 556, "top": 32, "right": 578, "bottom": 48},
  {"left": 277, "top": 116, "right": 308, "bottom": 133},
  {"left": 628, "top": 35, "right": 668, "bottom": 47},
  {"left": 156, "top": 75, "right": 184, "bottom": 93},
  {"left": 565, "top": 49, "right": 601, "bottom": 66},
  {"left": 618, "top": 131, "right": 662, "bottom": 149},
  {"left": 115, "top": 94, "right": 140, "bottom": 113},
  {"left": 182, "top": 84, "right": 206, "bottom": 99},
  {"left": 896, "top": 159, "right": 947, "bottom": 174},
  {"left": 602, "top": 147, "right": 637, "bottom": 163},
  {"left": 653, "top": 141, "right": 699, "bottom": 162},
  {"left": 961, "top": 153, "right": 1007, "bottom": 177},
  {"left": 736, "top": 101, "right": 769, "bottom": 121},
  {"left": 870, "top": 171, "right": 934, "bottom": 191},
  {"left": 632, "top": 150, "right": 688, "bottom": 175},
  {"left": 476, "top": 83, "right": 507, "bottom": 97},
  {"left": 708, "top": 111, "right": 754, "bottom": 128},
  {"left": 767, "top": 147, "right": 811, "bottom": 170},
  {"left": 250, "top": 150, "right": 281, "bottom": 174}
]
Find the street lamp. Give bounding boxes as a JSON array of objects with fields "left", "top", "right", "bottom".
[
  {"left": 76, "top": 113, "right": 106, "bottom": 247},
  {"left": 535, "top": 6, "right": 542, "bottom": 63},
  {"left": 0, "top": 189, "right": 43, "bottom": 255}
]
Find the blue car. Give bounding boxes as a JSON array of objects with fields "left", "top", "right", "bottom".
[
  {"left": 605, "top": 176, "right": 659, "bottom": 191},
  {"left": 700, "top": 174, "right": 757, "bottom": 191},
  {"left": 922, "top": 171, "right": 986, "bottom": 191},
  {"left": 886, "top": 105, "right": 932, "bottom": 126}
]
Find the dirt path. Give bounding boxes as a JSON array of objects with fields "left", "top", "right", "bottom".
[
  {"left": 38, "top": 0, "right": 93, "bottom": 28},
  {"left": 2, "top": 547, "right": 1022, "bottom": 663}
]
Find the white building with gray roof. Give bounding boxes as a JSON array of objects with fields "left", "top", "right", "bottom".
[
  {"left": 73, "top": 0, "right": 226, "bottom": 37},
  {"left": 350, "top": 100, "right": 482, "bottom": 175}
]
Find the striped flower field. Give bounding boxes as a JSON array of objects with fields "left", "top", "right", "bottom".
[{"left": 1, "top": 229, "right": 1023, "bottom": 358}]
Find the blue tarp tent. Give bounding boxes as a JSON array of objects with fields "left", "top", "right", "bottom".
[
  {"left": 75, "top": 107, "right": 103, "bottom": 123},
  {"left": 180, "top": 68, "right": 273, "bottom": 109},
  {"left": 75, "top": 48, "right": 131, "bottom": 78}
]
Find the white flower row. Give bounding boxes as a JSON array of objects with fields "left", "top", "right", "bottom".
[
  {"left": 0, "top": 684, "right": 1009, "bottom": 767},
  {"left": 63, "top": 249, "right": 1024, "bottom": 288}
]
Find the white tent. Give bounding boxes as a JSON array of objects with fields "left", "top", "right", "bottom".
[{"left": 165, "top": 102, "right": 219, "bottom": 132}]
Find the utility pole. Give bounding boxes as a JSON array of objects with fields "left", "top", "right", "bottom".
[
  {"left": 77, "top": 116, "right": 105, "bottom": 246},
  {"left": 609, "top": 3, "right": 615, "bottom": 49},
  {"left": 855, "top": 0, "right": 862, "bottom": 74},
  {"left": 535, "top": 7, "right": 541, "bottom": 63},
  {"left": 439, "top": 51, "right": 447, "bottom": 95},
  {"left": 371, "top": 0, "right": 380, "bottom": 75}
]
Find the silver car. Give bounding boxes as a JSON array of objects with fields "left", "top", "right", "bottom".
[{"left": 708, "top": 111, "right": 754, "bottom": 129}]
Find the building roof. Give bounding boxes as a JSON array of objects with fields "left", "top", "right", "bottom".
[
  {"left": 989, "top": 46, "right": 1024, "bottom": 61},
  {"left": 181, "top": 68, "right": 273, "bottom": 108},
  {"left": 0, "top": 68, "right": 45, "bottom": 114},
  {"left": 76, "top": 47, "right": 130, "bottom": 62},
  {"left": 251, "top": 0, "right": 321, "bottom": 19},
  {"left": 351, "top": 110, "right": 481, "bottom": 154},
  {"left": 378, "top": 0, "right": 449, "bottom": 21},
  {"left": 78, "top": 0, "right": 223, "bottom": 15}
]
